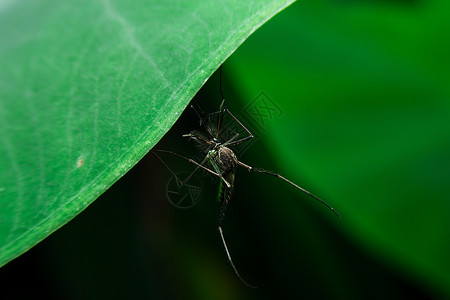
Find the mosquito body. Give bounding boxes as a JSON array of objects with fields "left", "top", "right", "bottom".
[{"left": 154, "top": 66, "right": 340, "bottom": 288}]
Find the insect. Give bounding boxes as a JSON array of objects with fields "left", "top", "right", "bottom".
[{"left": 153, "top": 65, "right": 340, "bottom": 288}]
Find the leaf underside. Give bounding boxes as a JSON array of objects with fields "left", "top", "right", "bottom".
[{"left": 0, "top": 0, "right": 295, "bottom": 267}]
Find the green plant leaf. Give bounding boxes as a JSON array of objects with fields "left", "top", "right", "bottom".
[{"left": 0, "top": 0, "right": 295, "bottom": 267}]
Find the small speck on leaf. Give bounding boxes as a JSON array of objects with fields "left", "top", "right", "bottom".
[{"left": 77, "top": 159, "right": 84, "bottom": 168}]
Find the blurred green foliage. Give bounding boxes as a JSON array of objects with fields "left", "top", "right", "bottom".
[
  {"left": 228, "top": 0, "right": 450, "bottom": 297},
  {"left": 1, "top": 0, "right": 449, "bottom": 299}
]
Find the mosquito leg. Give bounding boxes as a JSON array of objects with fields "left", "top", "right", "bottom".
[
  {"left": 216, "top": 64, "right": 253, "bottom": 146},
  {"left": 181, "top": 156, "right": 208, "bottom": 185},
  {"left": 223, "top": 132, "right": 240, "bottom": 146},
  {"left": 154, "top": 149, "right": 231, "bottom": 188},
  {"left": 218, "top": 225, "right": 257, "bottom": 289},
  {"left": 198, "top": 109, "right": 224, "bottom": 139},
  {"left": 189, "top": 104, "right": 204, "bottom": 125},
  {"left": 216, "top": 109, "right": 224, "bottom": 139},
  {"left": 182, "top": 130, "right": 213, "bottom": 146},
  {"left": 153, "top": 149, "right": 203, "bottom": 186},
  {"left": 152, "top": 152, "right": 183, "bottom": 186},
  {"left": 237, "top": 161, "right": 341, "bottom": 218},
  {"left": 203, "top": 110, "right": 222, "bottom": 119},
  {"left": 222, "top": 108, "right": 254, "bottom": 147}
]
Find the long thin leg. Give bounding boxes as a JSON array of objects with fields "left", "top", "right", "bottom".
[
  {"left": 208, "top": 64, "right": 253, "bottom": 145},
  {"left": 189, "top": 104, "right": 204, "bottom": 125},
  {"left": 153, "top": 149, "right": 204, "bottom": 186},
  {"left": 222, "top": 108, "right": 254, "bottom": 147},
  {"left": 237, "top": 161, "right": 341, "bottom": 218},
  {"left": 198, "top": 109, "right": 224, "bottom": 139},
  {"left": 216, "top": 100, "right": 224, "bottom": 139},
  {"left": 154, "top": 149, "right": 231, "bottom": 188},
  {"left": 183, "top": 152, "right": 231, "bottom": 188},
  {"left": 200, "top": 63, "right": 227, "bottom": 137},
  {"left": 152, "top": 151, "right": 183, "bottom": 185},
  {"left": 182, "top": 130, "right": 213, "bottom": 146},
  {"left": 218, "top": 226, "right": 257, "bottom": 289},
  {"left": 203, "top": 106, "right": 252, "bottom": 146},
  {"left": 181, "top": 155, "right": 209, "bottom": 185}
]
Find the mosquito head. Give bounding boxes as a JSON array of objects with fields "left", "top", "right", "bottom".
[{"left": 211, "top": 137, "right": 221, "bottom": 148}]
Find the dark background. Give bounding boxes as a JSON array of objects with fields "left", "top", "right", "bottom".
[{"left": 1, "top": 0, "right": 449, "bottom": 299}]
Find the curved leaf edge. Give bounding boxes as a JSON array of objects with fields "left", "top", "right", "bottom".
[{"left": 0, "top": 0, "right": 296, "bottom": 268}]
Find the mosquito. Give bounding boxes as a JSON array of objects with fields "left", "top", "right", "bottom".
[{"left": 153, "top": 65, "right": 340, "bottom": 288}]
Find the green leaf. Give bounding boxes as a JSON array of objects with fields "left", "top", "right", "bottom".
[
  {"left": 228, "top": 0, "right": 450, "bottom": 296},
  {"left": 0, "top": 0, "right": 295, "bottom": 267}
]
